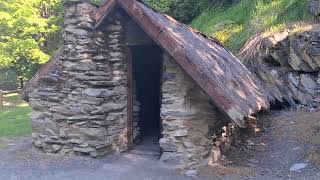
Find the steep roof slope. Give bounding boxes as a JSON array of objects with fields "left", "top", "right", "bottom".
[
  {"left": 96, "top": 0, "right": 269, "bottom": 126},
  {"left": 22, "top": 0, "right": 270, "bottom": 127},
  {"left": 21, "top": 47, "right": 63, "bottom": 101}
]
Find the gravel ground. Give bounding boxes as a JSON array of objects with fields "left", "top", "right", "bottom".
[
  {"left": 219, "top": 110, "right": 320, "bottom": 180},
  {"left": 0, "top": 138, "right": 244, "bottom": 180},
  {"left": 0, "top": 110, "right": 320, "bottom": 180}
]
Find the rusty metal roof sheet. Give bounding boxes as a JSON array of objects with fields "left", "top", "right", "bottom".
[{"left": 96, "top": 0, "right": 270, "bottom": 126}]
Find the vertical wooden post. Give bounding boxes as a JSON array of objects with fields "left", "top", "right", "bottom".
[
  {"left": 0, "top": 90, "right": 3, "bottom": 110},
  {"left": 19, "top": 77, "right": 24, "bottom": 89},
  {"left": 126, "top": 48, "right": 133, "bottom": 149}
]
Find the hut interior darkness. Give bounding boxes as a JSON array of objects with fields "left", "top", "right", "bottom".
[
  {"left": 21, "top": 0, "right": 269, "bottom": 171},
  {"left": 131, "top": 45, "right": 162, "bottom": 144}
]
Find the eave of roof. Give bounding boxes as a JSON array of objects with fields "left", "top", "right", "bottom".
[
  {"left": 21, "top": 48, "right": 63, "bottom": 101},
  {"left": 22, "top": 0, "right": 270, "bottom": 127},
  {"left": 95, "top": 0, "right": 270, "bottom": 126}
]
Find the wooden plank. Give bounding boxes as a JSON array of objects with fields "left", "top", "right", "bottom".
[
  {"left": 126, "top": 48, "right": 133, "bottom": 149},
  {"left": 19, "top": 77, "right": 23, "bottom": 89}
]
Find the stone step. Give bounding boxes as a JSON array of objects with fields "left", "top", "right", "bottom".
[
  {"left": 129, "top": 149, "right": 160, "bottom": 159},
  {"left": 129, "top": 142, "right": 161, "bottom": 159},
  {"left": 134, "top": 145, "right": 160, "bottom": 152}
]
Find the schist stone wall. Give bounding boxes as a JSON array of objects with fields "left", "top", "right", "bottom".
[
  {"left": 132, "top": 78, "right": 142, "bottom": 143},
  {"left": 28, "top": 1, "right": 240, "bottom": 171},
  {"left": 29, "top": 1, "right": 128, "bottom": 157},
  {"left": 160, "top": 53, "right": 236, "bottom": 170}
]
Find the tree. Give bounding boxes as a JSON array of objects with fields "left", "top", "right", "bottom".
[
  {"left": 0, "top": 0, "right": 64, "bottom": 80},
  {"left": 144, "top": 0, "right": 175, "bottom": 13}
]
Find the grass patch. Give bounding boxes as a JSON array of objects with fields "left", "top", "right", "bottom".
[
  {"left": 0, "top": 93, "right": 32, "bottom": 138},
  {"left": 191, "top": 0, "right": 311, "bottom": 52},
  {"left": 0, "top": 141, "right": 7, "bottom": 149}
]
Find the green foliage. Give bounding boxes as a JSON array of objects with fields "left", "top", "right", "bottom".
[
  {"left": 145, "top": 0, "right": 218, "bottom": 23},
  {"left": 63, "top": 0, "right": 102, "bottom": 5},
  {"left": 91, "top": 0, "right": 102, "bottom": 5},
  {"left": 0, "top": 0, "right": 102, "bottom": 86},
  {"left": 191, "top": 0, "right": 311, "bottom": 52},
  {"left": 0, "top": 69, "right": 20, "bottom": 90},
  {"left": 0, "top": 0, "right": 64, "bottom": 80},
  {"left": 169, "top": 0, "right": 212, "bottom": 23},
  {"left": 144, "top": 0, "right": 175, "bottom": 13},
  {"left": 0, "top": 93, "right": 32, "bottom": 138}
]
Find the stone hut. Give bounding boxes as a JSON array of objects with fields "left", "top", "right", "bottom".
[{"left": 21, "top": 0, "right": 269, "bottom": 170}]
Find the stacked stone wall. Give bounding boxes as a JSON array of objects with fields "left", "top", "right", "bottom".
[
  {"left": 29, "top": 1, "right": 128, "bottom": 157},
  {"left": 132, "top": 78, "right": 142, "bottom": 143},
  {"left": 159, "top": 53, "right": 236, "bottom": 170},
  {"left": 239, "top": 28, "right": 320, "bottom": 107},
  {"left": 28, "top": 1, "right": 241, "bottom": 171}
]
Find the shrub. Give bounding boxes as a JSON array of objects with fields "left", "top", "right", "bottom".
[
  {"left": 144, "top": 0, "right": 175, "bottom": 13},
  {"left": 0, "top": 69, "right": 20, "bottom": 90},
  {"left": 144, "top": 0, "right": 231, "bottom": 23}
]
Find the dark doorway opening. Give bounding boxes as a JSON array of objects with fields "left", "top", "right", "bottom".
[{"left": 129, "top": 45, "right": 162, "bottom": 157}]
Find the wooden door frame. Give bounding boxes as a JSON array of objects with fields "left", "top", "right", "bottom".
[{"left": 126, "top": 47, "right": 133, "bottom": 150}]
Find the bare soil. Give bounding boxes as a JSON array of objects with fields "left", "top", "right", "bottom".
[{"left": 199, "top": 109, "right": 320, "bottom": 179}]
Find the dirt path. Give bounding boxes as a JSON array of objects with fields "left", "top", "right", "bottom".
[
  {"left": 0, "top": 137, "right": 245, "bottom": 180},
  {"left": 206, "top": 110, "right": 320, "bottom": 179},
  {"left": 0, "top": 110, "right": 320, "bottom": 180}
]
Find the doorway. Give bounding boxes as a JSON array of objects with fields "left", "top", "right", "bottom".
[{"left": 128, "top": 45, "right": 162, "bottom": 156}]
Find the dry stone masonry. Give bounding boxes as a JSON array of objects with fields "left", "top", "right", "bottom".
[
  {"left": 132, "top": 78, "right": 142, "bottom": 143},
  {"left": 160, "top": 53, "right": 239, "bottom": 170},
  {"left": 27, "top": 0, "right": 242, "bottom": 172},
  {"left": 25, "top": 0, "right": 320, "bottom": 174},
  {"left": 239, "top": 25, "right": 320, "bottom": 108},
  {"left": 30, "top": 1, "right": 128, "bottom": 157}
]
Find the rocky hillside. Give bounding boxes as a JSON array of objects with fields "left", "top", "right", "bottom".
[
  {"left": 238, "top": 23, "right": 320, "bottom": 108},
  {"left": 191, "top": 0, "right": 311, "bottom": 52},
  {"left": 189, "top": 0, "right": 320, "bottom": 108}
]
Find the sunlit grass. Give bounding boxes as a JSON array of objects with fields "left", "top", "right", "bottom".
[
  {"left": 4, "top": 93, "right": 19, "bottom": 102},
  {"left": 0, "top": 93, "right": 32, "bottom": 138},
  {"left": 191, "top": 0, "right": 311, "bottom": 52},
  {"left": 0, "top": 139, "right": 7, "bottom": 149}
]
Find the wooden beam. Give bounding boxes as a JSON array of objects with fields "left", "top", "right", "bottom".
[{"left": 126, "top": 48, "right": 134, "bottom": 149}]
